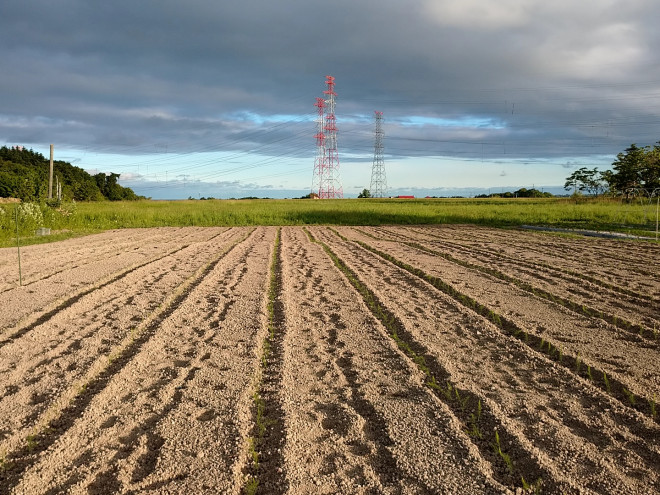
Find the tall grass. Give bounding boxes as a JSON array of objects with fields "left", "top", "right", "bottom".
[{"left": 0, "top": 197, "right": 657, "bottom": 247}]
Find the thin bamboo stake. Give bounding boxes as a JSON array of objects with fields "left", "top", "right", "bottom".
[
  {"left": 15, "top": 206, "right": 22, "bottom": 286},
  {"left": 655, "top": 191, "right": 660, "bottom": 241}
]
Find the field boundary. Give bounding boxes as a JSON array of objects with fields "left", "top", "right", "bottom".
[{"left": 3, "top": 197, "right": 659, "bottom": 248}]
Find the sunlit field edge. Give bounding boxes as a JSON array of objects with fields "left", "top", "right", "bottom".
[{"left": 1, "top": 197, "right": 658, "bottom": 247}]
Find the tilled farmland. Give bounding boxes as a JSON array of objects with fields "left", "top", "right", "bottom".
[{"left": 0, "top": 225, "right": 658, "bottom": 494}]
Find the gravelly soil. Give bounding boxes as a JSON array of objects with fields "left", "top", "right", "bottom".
[{"left": 1, "top": 226, "right": 658, "bottom": 494}]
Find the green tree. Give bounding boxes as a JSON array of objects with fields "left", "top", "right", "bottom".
[
  {"left": 357, "top": 188, "right": 372, "bottom": 198},
  {"left": 606, "top": 143, "right": 660, "bottom": 196},
  {"left": 513, "top": 188, "right": 550, "bottom": 198},
  {"left": 0, "top": 160, "right": 44, "bottom": 200},
  {"left": 640, "top": 143, "right": 660, "bottom": 191},
  {"left": 564, "top": 167, "right": 606, "bottom": 196},
  {"left": 610, "top": 144, "right": 646, "bottom": 193},
  {"left": 0, "top": 147, "right": 143, "bottom": 201}
]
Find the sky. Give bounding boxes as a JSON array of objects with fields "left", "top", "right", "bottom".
[{"left": 1, "top": 0, "right": 659, "bottom": 199}]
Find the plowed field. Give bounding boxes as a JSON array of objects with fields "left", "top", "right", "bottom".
[{"left": 1, "top": 226, "right": 658, "bottom": 494}]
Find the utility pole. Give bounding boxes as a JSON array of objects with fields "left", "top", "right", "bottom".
[{"left": 48, "top": 144, "right": 54, "bottom": 199}]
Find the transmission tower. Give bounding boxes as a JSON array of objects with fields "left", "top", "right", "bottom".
[
  {"left": 369, "top": 111, "right": 387, "bottom": 197},
  {"left": 312, "top": 75, "right": 343, "bottom": 198},
  {"left": 311, "top": 97, "right": 325, "bottom": 197}
]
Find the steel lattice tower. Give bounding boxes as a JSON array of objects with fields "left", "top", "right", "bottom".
[
  {"left": 311, "top": 97, "right": 325, "bottom": 197},
  {"left": 369, "top": 111, "right": 387, "bottom": 198},
  {"left": 312, "top": 75, "right": 343, "bottom": 198}
]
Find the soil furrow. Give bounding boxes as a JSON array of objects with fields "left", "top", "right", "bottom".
[
  {"left": 281, "top": 227, "right": 501, "bottom": 494},
  {"left": 400, "top": 225, "right": 658, "bottom": 309},
  {"left": 1, "top": 227, "right": 231, "bottom": 295},
  {"left": 243, "top": 228, "right": 288, "bottom": 494},
  {"left": 316, "top": 227, "right": 660, "bottom": 494},
  {"left": 406, "top": 225, "right": 660, "bottom": 295},
  {"left": 342, "top": 229, "right": 660, "bottom": 404},
  {"left": 0, "top": 228, "right": 256, "bottom": 492},
  {"left": 0, "top": 227, "right": 203, "bottom": 292},
  {"left": 1, "top": 225, "right": 656, "bottom": 494},
  {"left": 355, "top": 228, "right": 659, "bottom": 340},
  {"left": 357, "top": 233, "right": 660, "bottom": 422},
  {"left": 0, "top": 227, "right": 234, "bottom": 332},
  {"left": 311, "top": 228, "right": 569, "bottom": 493},
  {"left": 0, "top": 228, "right": 246, "bottom": 401},
  {"left": 2, "top": 227, "right": 268, "bottom": 494}
]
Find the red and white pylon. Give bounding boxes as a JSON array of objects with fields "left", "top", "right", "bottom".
[{"left": 312, "top": 75, "right": 343, "bottom": 198}]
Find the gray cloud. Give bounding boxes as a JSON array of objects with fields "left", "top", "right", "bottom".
[{"left": 1, "top": 0, "right": 659, "bottom": 166}]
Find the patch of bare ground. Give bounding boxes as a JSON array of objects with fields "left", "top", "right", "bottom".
[
  {"left": 318, "top": 226, "right": 660, "bottom": 494},
  {"left": 357, "top": 226, "right": 659, "bottom": 337},
  {"left": 280, "top": 227, "right": 500, "bottom": 494},
  {"left": 0, "top": 227, "right": 211, "bottom": 291},
  {"left": 384, "top": 225, "right": 659, "bottom": 298},
  {"left": 2, "top": 227, "right": 273, "bottom": 494},
  {"left": 1, "top": 226, "right": 658, "bottom": 494},
  {"left": 0, "top": 227, "right": 250, "bottom": 463},
  {"left": 341, "top": 227, "right": 660, "bottom": 405},
  {"left": 0, "top": 227, "right": 231, "bottom": 329}
]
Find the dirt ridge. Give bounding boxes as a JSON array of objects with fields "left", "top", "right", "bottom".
[{"left": 2, "top": 226, "right": 658, "bottom": 494}]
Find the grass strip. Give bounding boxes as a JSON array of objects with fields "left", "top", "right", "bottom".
[
  {"left": 343, "top": 231, "right": 660, "bottom": 424},
  {"left": 304, "top": 227, "right": 551, "bottom": 492},
  {"left": 3, "top": 197, "right": 657, "bottom": 248}
]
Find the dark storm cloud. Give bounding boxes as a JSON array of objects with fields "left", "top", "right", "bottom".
[{"left": 1, "top": 0, "right": 659, "bottom": 161}]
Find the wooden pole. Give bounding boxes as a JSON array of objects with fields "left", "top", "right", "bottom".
[{"left": 48, "top": 144, "right": 54, "bottom": 200}]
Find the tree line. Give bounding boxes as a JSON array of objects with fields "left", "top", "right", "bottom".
[
  {"left": 0, "top": 146, "right": 144, "bottom": 201},
  {"left": 474, "top": 188, "right": 553, "bottom": 199},
  {"left": 565, "top": 142, "right": 660, "bottom": 197}
]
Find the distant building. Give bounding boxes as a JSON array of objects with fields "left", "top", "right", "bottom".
[{"left": 396, "top": 195, "right": 415, "bottom": 199}]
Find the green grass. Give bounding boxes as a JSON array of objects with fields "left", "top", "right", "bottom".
[{"left": 1, "top": 197, "right": 657, "bottom": 247}]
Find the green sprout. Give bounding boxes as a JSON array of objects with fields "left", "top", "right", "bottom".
[
  {"left": 492, "top": 430, "right": 514, "bottom": 474},
  {"left": 623, "top": 388, "right": 636, "bottom": 406}
]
